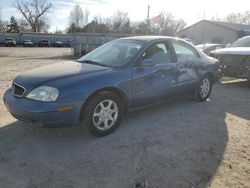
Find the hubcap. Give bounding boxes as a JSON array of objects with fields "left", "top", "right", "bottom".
[
  {"left": 200, "top": 78, "right": 211, "bottom": 98},
  {"left": 93, "top": 99, "right": 118, "bottom": 131}
]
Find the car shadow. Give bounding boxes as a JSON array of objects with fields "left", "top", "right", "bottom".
[{"left": 0, "top": 84, "right": 248, "bottom": 187}]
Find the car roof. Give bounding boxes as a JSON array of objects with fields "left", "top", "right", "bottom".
[
  {"left": 120, "top": 35, "right": 181, "bottom": 43},
  {"left": 197, "top": 43, "right": 223, "bottom": 47}
]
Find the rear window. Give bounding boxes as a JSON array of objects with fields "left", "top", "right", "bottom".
[
  {"left": 230, "top": 37, "right": 250, "bottom": 47},
  {"left": 172, "top": 41, "right": 199, "bottom": 61}
]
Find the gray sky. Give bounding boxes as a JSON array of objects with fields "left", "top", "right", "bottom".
[{"left": 1, "top": 0, "right": 250, "bottom": 32}]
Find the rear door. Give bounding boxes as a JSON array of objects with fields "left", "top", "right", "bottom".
[
  {"left": 131, "top": 41, "right": 179, "bottom": 106},
  {"left": 171, "top": 40, "right": 200, "bottom": 94}
]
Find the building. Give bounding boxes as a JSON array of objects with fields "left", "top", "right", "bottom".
[{"left": 178, "top": 20, "right": 250, "bottom": 44}]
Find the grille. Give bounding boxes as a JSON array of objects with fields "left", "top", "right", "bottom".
[{"left": 12, "top": 83, "right": 26, "bottom": 97}]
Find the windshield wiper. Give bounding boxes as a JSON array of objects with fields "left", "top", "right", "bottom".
[{"left": 77, "top": 60, "right": 110, "bottom": 67}]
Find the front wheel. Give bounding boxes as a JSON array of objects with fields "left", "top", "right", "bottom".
[
  {"left": 194, "top": 75, "right": 213, "bottom": 102},
  {"left": 80, "top": 91, "right": 124, "bottom": 136}
]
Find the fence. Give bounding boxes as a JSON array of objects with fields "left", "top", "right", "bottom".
[
  {"left": 73, "top": 33, "right": 132, "bottom": 55},
  {"left": 0, "top": 32, "right": 133, "bottom": 55}
]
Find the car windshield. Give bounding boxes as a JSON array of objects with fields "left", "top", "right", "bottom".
[
  {"left": 24, "top": 40, "right": 31, "bottom": 42},
  {"left": 230, "top": 37, "right": 250, "bottom": 47},
  {"left": 78, "top": 40, "right": 143, "bottom": 67},
  {"left": 6, "top": 38, "right": 14, "bottom": 41}
]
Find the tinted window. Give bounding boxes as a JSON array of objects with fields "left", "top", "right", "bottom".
[
  {"left": 142, "top": 43, "right": 172, "bottom": 64},
  {"left": 172, "top": 41, "right": 198, "bottom": 61}
]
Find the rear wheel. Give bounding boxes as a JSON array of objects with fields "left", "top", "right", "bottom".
[
  {"left": 194, "top": 75, "right": 213, "bottom": 102},
  {"left": 80, "top": 91, "right": 124, "bottom": 136}
]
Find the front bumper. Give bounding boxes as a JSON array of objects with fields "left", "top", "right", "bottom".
[{"left": 3, "top": 88, "right": 83, "bottom": 127}]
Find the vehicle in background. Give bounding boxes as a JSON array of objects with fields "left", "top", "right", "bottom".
[
  {"left": 67, "top": 39, "right": 73, "bottom": 47},
  {"left": 38, "top": 39, "right": 50, "bottom": 47},
  {"left": 5, "top": 38, "right": 16, "bottom": 47},
  {"left": 53, "top": 41, "right": 64, "bottom": 47},
  {"left": 196, "top": 43, "right": 225, "bottom": 55},
  {"left": 23, "top": 40, "right": 34, "bottom": 47},
  {"left": 210, "top": 36, "right": 250, "bottom": 82},
  {"left": 183, "top": 38, "right": 198, "bottom": 45},
  {"left": 3, "top": 36, "right": 219, "bottom": 136}
]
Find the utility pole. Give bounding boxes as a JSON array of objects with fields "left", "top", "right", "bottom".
[
  {"left": 147, "top": 5, "right": 150, "bottom": 34},
  {"left": 203, "top": 9, "right": 206, "bottom": 44}
]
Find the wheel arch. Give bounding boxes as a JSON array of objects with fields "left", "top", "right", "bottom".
[
  {"left": 80, "top": 86, "right": 129, "bottom": 117},
  {"left": 204, "top": 72, "right": 214, "bottom": 85}
]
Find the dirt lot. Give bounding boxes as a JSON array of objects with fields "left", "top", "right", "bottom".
[{"left": 0, "top": 47, "right": 249, "bottom": 188}]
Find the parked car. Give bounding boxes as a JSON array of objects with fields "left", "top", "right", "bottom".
[
  {"left": 183, "top": 38, "right": 198, "bottom": 45},
  {"left": 196, "top": 43, "right": 225, "bottom": 55},
  {"left": 210, "top": 36, "right": 250, "bottom": 81},
  {"left": 67, "top": 39, "right": 73, "bottom": 47},
  {"left": 23, "top": 40, "right": 34, "bottom": 47},
  {"left": 53, "top": 41, "right": 64, "bottom": 47},
  {"left": 5, "top": 38, "right": 16, "bottom": 47},
  {"left": 38, "top": 39, "right": 50, "bottom": 47},
  {"left": 3, "top": 36, "right": 219, "bottom": 136}
]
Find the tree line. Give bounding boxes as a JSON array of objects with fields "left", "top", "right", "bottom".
[{"left": 0, "top": 0, "right": 250, "bottom": 35}]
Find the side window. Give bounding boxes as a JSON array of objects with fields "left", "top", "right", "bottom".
[
  {"left": 172, "top": 41, "right": 199, "bottom": 61},
  {"left": 142, "top": 43, "right": 172, "bottom": 64}
]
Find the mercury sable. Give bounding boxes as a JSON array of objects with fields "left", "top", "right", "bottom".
[{"left": 3, "top": 36, "right": 219, "bottom": 136}]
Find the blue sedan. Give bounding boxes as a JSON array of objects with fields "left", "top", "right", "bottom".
[{"left": 3, "top": 36, "right": 219, "bottom": 136}]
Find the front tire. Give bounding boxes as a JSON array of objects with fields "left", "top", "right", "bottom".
[
  {"left": 194, "top": 75, "right": 213, "bottom": 102},
  {"left": 80, "top": 91, "right": 124, "bottom": 136}
]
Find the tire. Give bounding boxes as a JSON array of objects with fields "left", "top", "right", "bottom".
[
  {"left": 80, "top": 91, "right": 124, "bottom": 137},
  {"left": 194, "top": 75, "right": 213, "bottom": 102}
]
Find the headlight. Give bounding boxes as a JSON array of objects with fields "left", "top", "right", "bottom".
[{"left": 26, "top": 86, "right": 59, "bottom": 102}]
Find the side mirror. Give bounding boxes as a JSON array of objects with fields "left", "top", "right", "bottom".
[{"left": 139, "top": 59, "right": 154, "bottom": 67}]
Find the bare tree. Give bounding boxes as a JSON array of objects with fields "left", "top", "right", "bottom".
[
  {"left": 69, "top": 5, "right": 89, "bottom": 29},
  {"left": 0, "top": 7, "right": 3, "bottom": 32},
  {"left": 132, "top": 12, "right": 186, "bottom": 36},
  {"left": 153, "top": 12, "right": 186, "bottom": 36},
  {"left": 18, "top": 18, "right": 32, "bottom": 32},
  {"left": 212, "top": 11, "right": 250, "bottom": 25},
  {"left": 12, "top": 0, "right": 52, "bottom": 32},
  {"left": 109, "top": 10, "right": 132, "bottom": 33},
  {"left": 0, "top": 7, "right": 7, "bottom": 33},
  {"left": 36, "top": 17, "right": 50, "bottom": 33},
  {"left": 224, "top": 11, "right": 250, "bottom": 24},
  {"left": 0, "top": 7, "right": 2, "bottom": 23}
]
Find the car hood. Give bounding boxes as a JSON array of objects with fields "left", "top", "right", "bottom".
[
  {"left": 210, "top": 47, "right": 250, "bottom": 55},
  {"left": 14, "top": 61, "right": 111, "bottom": 89}
]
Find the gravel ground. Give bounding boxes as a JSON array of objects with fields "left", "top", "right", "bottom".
[{"left": 0, "top": 47, "right": 249, "bottom": 188}]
